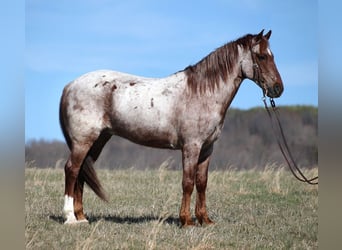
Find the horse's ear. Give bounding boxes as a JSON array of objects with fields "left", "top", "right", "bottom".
[
  {"left": 258, "top": 29, "right": 265, "bottom": 36},
  {"left": 264, "top": 30, "right": 272, "bottom": 40},
  {"left": 255, "top": 29, "right": 264, "bottom": 42}
]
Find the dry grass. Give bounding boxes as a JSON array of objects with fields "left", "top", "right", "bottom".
[{"left": 25, "top": 165, "right": 318, "bottom": 249}]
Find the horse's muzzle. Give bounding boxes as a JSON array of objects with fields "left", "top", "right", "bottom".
[{"left": 267, "top": 83, "right": 283, "bottom": 98}]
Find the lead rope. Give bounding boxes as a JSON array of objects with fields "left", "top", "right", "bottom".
[{"left": 262, "top": 96, "right": 318, "bottom": 185}]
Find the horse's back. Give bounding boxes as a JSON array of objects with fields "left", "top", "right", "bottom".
[{"left": 61, "top": 70, "right": 187, "bottom": 148}]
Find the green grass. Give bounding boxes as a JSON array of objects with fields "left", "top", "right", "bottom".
[{"left": 25, "top": 166, "right": 318, "bottom": 249}]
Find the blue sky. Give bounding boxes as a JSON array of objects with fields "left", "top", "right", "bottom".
[{"left": 26, "top": 0, "right": 317, "bottom": 142}]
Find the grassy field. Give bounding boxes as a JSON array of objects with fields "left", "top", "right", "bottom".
[{"left": 25, "top": 165, "right": 318, "bottom": 249}]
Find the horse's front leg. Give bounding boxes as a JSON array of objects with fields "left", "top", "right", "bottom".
[
  {"left": 195, "top": 155, "right": 214, "bottom": 225},
  {"left": 180, "top": 144, "right": 201, "bottom": 227}
]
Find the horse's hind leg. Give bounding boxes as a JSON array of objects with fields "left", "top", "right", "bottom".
[
  {"left": 73, "top": 174, "right": 86, "bottom": 222},
  {"left": 64, "top": 143, "right": 91, "bottom": 224},
  {"left": 72, "top": 132, "right": 111, "bottom": 222}
]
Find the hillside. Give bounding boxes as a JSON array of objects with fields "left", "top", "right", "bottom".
[{"left": 25, "top": 106, "right": 317, "bottom": 170}]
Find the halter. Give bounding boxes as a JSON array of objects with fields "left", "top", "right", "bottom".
[
  {"left": 250, "top": 50, "right": 269, "bottom": 95},
  {"left": 238, "top": 49, "right": 264, "bottom": 90}
]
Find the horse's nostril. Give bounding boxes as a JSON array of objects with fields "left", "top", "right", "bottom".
[{"left": 274, "top": 84, "right": 283, "bottom": 96}]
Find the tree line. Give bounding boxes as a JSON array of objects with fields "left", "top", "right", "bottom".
[{"left": 25, "top": 106, "right": 317, "bottom": 170}]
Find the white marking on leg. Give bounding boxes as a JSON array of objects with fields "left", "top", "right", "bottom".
[{"left": 63, "top": 195, "right": 77, "bottom": 224}]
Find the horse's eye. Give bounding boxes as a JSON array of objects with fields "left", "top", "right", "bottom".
[{"left": 257, "top": 54, "right": 266, "bottom": 60}]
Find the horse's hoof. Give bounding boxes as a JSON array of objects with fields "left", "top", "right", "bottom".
[
  {"left": 76, "top": 218, "right": 89, "bottom": 224},
  {"left": 203, "top": 218, "right": 215, "bottom": 225},
  {"left": 202, "top": 220, "right": 215, "bottom": 227},
  {"left": 64, "top": 218, "right": 89, "bottom": 225},
  {"left": 181, "top": 221, "right": 196, "bottom": 228},
  {"left": 64, "top": 218, "right": 77, "bottom": 224}
]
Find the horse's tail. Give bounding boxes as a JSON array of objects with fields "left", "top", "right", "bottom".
[
  {"left": 59, "top": 86, "right": 108, "bottom": 202},
  {"left": 79, "top": 157, "right": 108, "bottom": 202}
]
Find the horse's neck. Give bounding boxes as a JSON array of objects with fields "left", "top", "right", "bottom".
[
  {"left": 217, "top": 47, "right": 250, "bottom": 115},
  {"left": 209, "top": 66, "right": 244, "bottom": 117}
]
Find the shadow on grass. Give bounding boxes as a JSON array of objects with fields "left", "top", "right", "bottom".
[{"left": 49, "top": 214, "right": 180, "bottom": 226}]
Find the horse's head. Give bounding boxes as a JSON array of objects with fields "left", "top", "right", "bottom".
[{"left": 241, "top": 30, "right": 283, "bottom": 98}]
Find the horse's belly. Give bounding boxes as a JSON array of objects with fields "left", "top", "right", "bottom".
[
  {"left": 114, "top": 127, "right": 180, "bottom": 149},
  {"left": 111, "top": 116, "right": 180, "bottom": 149},
  {"left": 110, "top": 97, "right": 180, "bottom": 149}
]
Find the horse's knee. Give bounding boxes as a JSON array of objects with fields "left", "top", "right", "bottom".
[
  {"left": 64, "top": 159, "right": 81, "bottom": 179},
  {"left": 182, "top": 178, "right": 195, "bottom": 193},
  {"left": 64, "top": 159, "right": 72, "bottom": 172}
]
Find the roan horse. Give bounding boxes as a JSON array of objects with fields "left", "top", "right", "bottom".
[{"left": 60, "top": 30, "right": 283, "bottom": 226}]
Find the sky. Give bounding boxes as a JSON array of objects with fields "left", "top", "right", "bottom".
[{"left": 25, "top": 0, "right": 317, "bottom": 142}]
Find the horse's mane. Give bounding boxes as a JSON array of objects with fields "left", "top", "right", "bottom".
[{"left": 184, "top": 34, "right": 253, "bottom": 95}]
